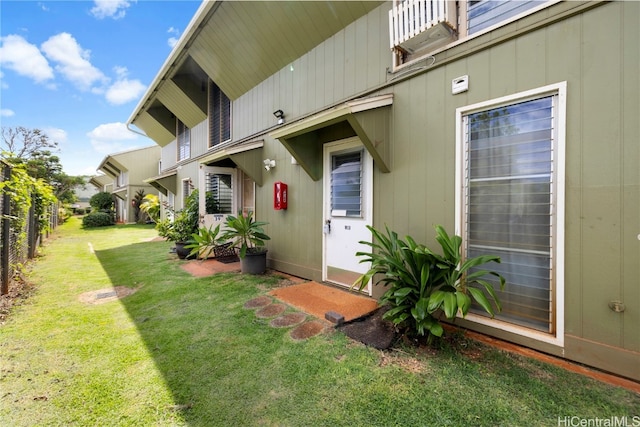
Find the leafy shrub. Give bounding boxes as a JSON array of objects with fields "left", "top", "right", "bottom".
[
  {"left": 354, "top": 225, "right": 505, "bottom": 342},
  {"left": 89, "top": 192, "right": 114, "bottom": 211},
  {"left": 75, "top": 208, "right": 85, "bottom": 215},
  {"left": 82, "top": 212, "right": 114, "bottom": 228}
]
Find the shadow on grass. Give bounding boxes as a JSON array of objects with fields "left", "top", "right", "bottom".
[{"left": 93, "top": 238, "right": 287, "bottom": 424}]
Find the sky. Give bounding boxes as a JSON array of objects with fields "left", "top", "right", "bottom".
[{"left": 0, "top": 0, "right": 202, "bottom": 176}]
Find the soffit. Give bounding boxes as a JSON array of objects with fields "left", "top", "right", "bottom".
[
  {"left": 200, "top": 140, "right": 265, "bottom": 186},
  {"left": 271, "top": 94, "right": 393, "bottom": 181},
  {"left": 128, "top": 1, "right": 384, "bottom": 133},
  {"left": 144, "top": 170, "right": 178, "bottom": 196},
  {"left": 156, "top": 79, "right": 207, "bottom": 128}
]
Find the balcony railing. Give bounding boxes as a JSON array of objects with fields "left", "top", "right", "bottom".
[{"left": 389, "top": 0, "right": 456, "bottom": 53}]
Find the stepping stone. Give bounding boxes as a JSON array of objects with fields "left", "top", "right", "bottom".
[
  {"left": 255, "top": 303, "right": 286, "bottom": 318},
  {"left": 290, "top": 320, "right": 326, "bottom": 341},
  {"left": 270, "top": 312, "right": 307, "bottom": 328},
  {"left": 244, "top": 296, "right": 272, "bottom": 309}
]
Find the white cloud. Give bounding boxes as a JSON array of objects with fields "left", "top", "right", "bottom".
[
  {"left": 0, "top": 34, "right": 54, "bottom": 84},
  {"left": 43, "top": 127, "right": 68, "bottom": 144},
  {"left": 41, "top": 32, "right": 108, "bottom": 91},
  {"left": 87, "top": 122, "right": 139, "bottom": 154},
  {"left": 104, "top": 66, "right": 146, "bottom": 105},
  {"left": 105, "top": 78, "right": 146, "bottom": 105},
  {"left": 90, "top": 0, "right": 132, "bottom": 20},
  {"left": 0, "top": 109, "right": 15, "bottom": 117},
  {"left": 38, "top": 2, "right": 49, "bottom": 11},
  {"left": 167, "top": 26, "right": 181, "bottom": 49}
]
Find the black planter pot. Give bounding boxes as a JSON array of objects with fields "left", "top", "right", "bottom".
[
  {"left": 240, "top": 250, "right": 267, "bottom": 274},
  {"left": 175, "top": 242, "right": 195, "bottom": 260}
]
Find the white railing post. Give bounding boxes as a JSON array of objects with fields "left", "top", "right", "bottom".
[{"left": 389, "top": 0, "right": 452, "bottom": 49}]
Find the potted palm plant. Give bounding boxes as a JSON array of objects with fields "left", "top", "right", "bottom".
[
  {"left": 220, "top": 210, "right": 270, "bottom": 274},
  {"left": 155, "top": 191, "right": 200, "bottom": 259}
]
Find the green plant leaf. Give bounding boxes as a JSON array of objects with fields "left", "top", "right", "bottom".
[
  {"left": 442, "top": 291, "right": 457, "bottom": 319},
  {"left": 428, "top": 290, "right": 445, "bottom": 313},
  {"left": 468, "top": 287, "right": 495, "bottom": 317},
  {"left": 455, "top": 291, "right": 471, "bottom": 316}
]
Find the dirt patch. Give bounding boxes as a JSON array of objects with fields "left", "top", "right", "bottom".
[
  {"left": 290, "top": 320, "right": 326, "bottom": 340},
  {"left": 78, "top": 286, "right": 139, "bottom": 305},
  {"left": 244, "top": 296, "right": 273, "bottom": 309},
  {"left": 270, "top": 312, "right": 307, "bottom": 328},
  {"left": 255, "top": 303, "right": 286, "bottom": 318},
  {"left": 336, "top": 307, "right": 398, "bottom": 350},
  {"left": 0, "top": 278, "right": 37, "bottom": 324}
]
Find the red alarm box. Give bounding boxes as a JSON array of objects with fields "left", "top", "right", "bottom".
[{"left": 274, "top": 181, "right": 288, "bottom": 210}]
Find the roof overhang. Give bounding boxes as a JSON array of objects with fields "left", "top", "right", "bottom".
[
  {"left": 270, "top": 94, "right": 393, "bottom": 181},
  {"left": 200, "top": 140, "right": 265, "bottom": 186},
  {"left": 97, "top": 156, "right": 126, "bottom": 178},
  {"left": 89, "top": 174, "right": 112, "bottom": 190},
  {"left": 112, "top": 187, "right": 127, "bottom": 200},
  {"left": 144, "top": 169, "right": 178, "bottom": 196},
  {"left": 127, "top": 1, "right": 384, "bottom": 146}
]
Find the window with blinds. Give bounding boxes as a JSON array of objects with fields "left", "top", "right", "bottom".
[
  {"left": 209, "top": 81, "right": 231, "bottom": 148},
  {"left": 463, "top": 95, "right": 556, "bottom": 332},
  {"left": 205, "top": 173, "right": 232, "bottom": 214},
  {"left": 467, "top": 0, "right": 545, "bottom": 35},
  {"left": 177, "top": 120, "right": 190, "bottom": 161},
  {"left": 331, "top": 150, "right": 363, "bottom": 217},
  {"left": 182, "top": 179, "right": 193, "bottom": 209}
]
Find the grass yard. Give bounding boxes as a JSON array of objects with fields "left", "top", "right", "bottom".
[{"left": 1, "top": 217, "right": 639, "bottom": 426}]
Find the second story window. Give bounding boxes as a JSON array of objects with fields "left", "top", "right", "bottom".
[
  {"left": 209, "top": 80, "right": 231, "bottom": 148},
  {"left": 177, "top": 119, "right": 190, "bottom": 161},
  {"left": 389, "top": 0, "right": 550, "bottom": 69}
]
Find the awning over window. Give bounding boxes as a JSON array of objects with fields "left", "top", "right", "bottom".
[
  {"left": 112, "top": 187, "right": 127, "bottom": 200},
  {"left": 270, "top": 94, "right": 392, "bottom": 181},
  {"left": 144, "top": 170, "right": 178, "bottom": 196},
  {"left": 199, "top": 140, "right": 265, "bottom": 186}
]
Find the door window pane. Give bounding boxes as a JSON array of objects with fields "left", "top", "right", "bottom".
[
  {"left": 205, "top": 173, "right": 232, "bottom": 214},
  {"left": 331, "top": 150, "right": 363, "bottom": 217}
]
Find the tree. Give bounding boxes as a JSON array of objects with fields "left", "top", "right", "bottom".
[
  {"left": 1, "top": 126, "right": 58, "bottom": 159},
  {"left": 90, "top": 192, "right": 114, "bottom": 211},
  {"left": 1, "top": 126, "right": 83, "bottom": 204}
]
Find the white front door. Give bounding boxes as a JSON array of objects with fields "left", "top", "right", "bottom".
[
  {"left": 323, "top": 138, "right": 373, "bottom": 295},
  {"left": 198, "top": 166, "right": 238, "bottom": 230}
]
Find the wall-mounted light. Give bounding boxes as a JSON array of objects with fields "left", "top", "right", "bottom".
[
  {"left": 263, "top": 158, "right": 276, "bottom": 171},
  {"left": 273, "top": 109, "right": 285, "bottom": 125}
]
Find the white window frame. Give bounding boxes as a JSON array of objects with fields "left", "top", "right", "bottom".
[
  {"left": 182, "top": 178, "right": 193, "bottom": 210},
  {"left": 177, "top": 119, "right": 191, "bottom": 162},
  {"left": 208, "top": 80, "right": 232, "bottom": 149},
  {"left": 455, "top": 82, "right": 566, "bottom": 347}
]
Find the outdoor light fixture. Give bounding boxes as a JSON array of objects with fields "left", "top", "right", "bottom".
[
  {"left": 263, "top": 159, "right": 276, "bottom": 171},
  {"left": 273, "top": 109, "right": 285, "bottom": 124}
]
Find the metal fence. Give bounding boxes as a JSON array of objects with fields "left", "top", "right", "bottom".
[{"left": 1, "top": 161, "right": 59, "bottom": 295}]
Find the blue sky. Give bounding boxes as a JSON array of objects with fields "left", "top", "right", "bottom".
[{"left": 0, "top": 0, "right": 201, "bottom": 176}]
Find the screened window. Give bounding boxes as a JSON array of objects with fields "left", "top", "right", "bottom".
[
  {"left": 467, "top": 0, "right": 545, "bottom": 35},
  {"left": 177, "top": 120, "right": 190, "bottom": 161},
  {"left": 463, "top": 94, "right": 557, "bottom": 333},
  {"left": 331, "top": 150, "right": 363, "bottom": 217},
  {"left": 182, "top": 179, "right": 193, "bottom": 208},
  {"left": 205, "top": 172, "right": 232, "bottom": 214},
  {"left": 209, "top": 81, "right": 231, "bottom": 148}
]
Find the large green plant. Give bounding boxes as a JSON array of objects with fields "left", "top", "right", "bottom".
[
  {"left": 154, "top": 191, "right": 200, "bottom": 243},
  {"left": 220, "top": 211, "right": 270, "bottom": 258},
  {"left": 185, "top": 225, "right": 222, "bottom": 259},
  {"left": 354, "top": 225, "right": 505, "bottom": 341}
]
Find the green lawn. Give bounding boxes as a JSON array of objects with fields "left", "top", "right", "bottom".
[{"left": 1, "top": 217, "right": 638, "bottom": 426}]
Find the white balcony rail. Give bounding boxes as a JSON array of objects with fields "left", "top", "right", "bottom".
[{"left": 389, "top": 0, "right": 455, "bottom": 50}]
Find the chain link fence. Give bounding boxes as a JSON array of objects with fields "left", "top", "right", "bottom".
[{"left": 1, "top": 161, "right": 59, "bottom": 295}]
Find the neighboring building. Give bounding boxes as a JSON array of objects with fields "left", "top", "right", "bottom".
[
  {"left": 94, "top": 146, "right": 161, "bottom": 223},
  {"left": 127, "top": 1, "right": 639, "bottom": 381},
  {"left": 72, "top": 176, "right": 100, "bottom": 210}
]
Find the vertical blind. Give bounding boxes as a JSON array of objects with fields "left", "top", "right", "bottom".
[
  {"left": 205, "top": 173, "right": 232, "bottom": 214},
  {"left": 209, "top": 81, "right": 231, "bottom": 148},
  {"left": 465, "top": 95, "right": 555, "bottom": 332},
  {"left": 331, "top": 150, "right": 363, "bottom": 217}
]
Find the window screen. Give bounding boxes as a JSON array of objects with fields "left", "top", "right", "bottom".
[
  {"left": 209, "top": 81, "right": 231, "bottom": 148},
  {"left": 468, "top": 0, "right": 545, "bottom": 35}
]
